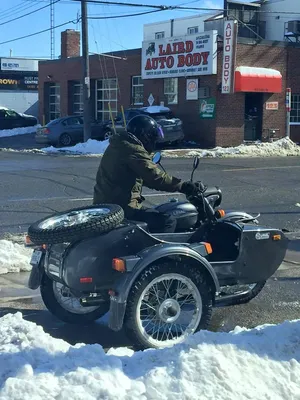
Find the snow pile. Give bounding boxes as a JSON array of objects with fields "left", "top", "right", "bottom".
[
  {"left": 39, "top": 137, "right": 300, "bottom": 158},
  {"left": 0, "top": 313, "right": 299, "bottom": 400},
  {"left": 42, "top": 138, "right": 109, "bottom": 155},
  {"left": 0, "top": 125, "right": 40, "bottom": 138},
  {"left": 0, "top": 240, "right": 32, "bottom": 274},
  {"left": 162, "top": 137, "right": 300, "bottom": 158}
]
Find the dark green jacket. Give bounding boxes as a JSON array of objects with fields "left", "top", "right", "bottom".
[{"left": 93, "top": 132, "right": 182, "bottom": 211}]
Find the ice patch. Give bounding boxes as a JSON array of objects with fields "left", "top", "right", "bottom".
[{"left": 0, "top": 313, "right": 299, "bottom": 400}]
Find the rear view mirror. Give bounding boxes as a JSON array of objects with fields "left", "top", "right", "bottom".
[
  {"left": 193, "top": 156, "right": 200, "bottom": 170},
  {"left": 152, "top": 151, "right": 162, "bottom": 164}
]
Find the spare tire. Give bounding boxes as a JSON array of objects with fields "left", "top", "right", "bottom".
[{"left": 28, "top": 204, "right": 124, "bottom": 245}]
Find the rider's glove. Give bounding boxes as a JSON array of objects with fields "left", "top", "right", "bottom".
[
  {"left": 195, "top": 181, "right": 205, "bottom": 192},
  {"left": 180, "top": 181, "right": 199, "bottom": 196}
]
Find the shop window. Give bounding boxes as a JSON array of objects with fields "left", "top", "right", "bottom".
[
  {"left": 49, "top": 84, "right": 60, "bottom": 121},
  {"left": 155, "top": 31, "right": 165, "bottom": 39},
  {"left": 291, "top": 94, "right": 300, "bottom": 123},
  {"left": 72, "top": 83, "right": 83, "bottom": 115},
  {"left": 96, "top": 78, "right": 118, "bottom": 121},
  {"left": 199, "top": 86, "right": 210, "bottom": 99},
  {"left": 187, "top": 26, "right": 198, "bottom": 35},
  {"left": 164, "top": 78, "right": 178, "bottom": 105},
  {"left": 132, "top": 76, "right": 144, "bottom": 105}
]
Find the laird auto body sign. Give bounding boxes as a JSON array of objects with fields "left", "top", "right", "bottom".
[{"left": 142, "top": 30, "right": 217, "bottom": 79}]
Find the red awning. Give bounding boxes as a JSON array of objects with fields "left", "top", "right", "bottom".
[{"left": 234, "top": 67, "right": 282, "bottom": 93}]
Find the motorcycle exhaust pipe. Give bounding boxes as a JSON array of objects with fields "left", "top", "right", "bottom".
[{"left": 80, "top": 295, "right": 107, "bottom": 307}]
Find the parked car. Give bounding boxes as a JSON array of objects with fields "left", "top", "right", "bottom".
[
  {"left": 104, "top": 106, "right": 184, "bottom": 145},
  {"left": 35, "top": 115, "right": 108, "bottom": 147},
  {"left": 0, "top": 106, "right": 38, "bottom": 130}
]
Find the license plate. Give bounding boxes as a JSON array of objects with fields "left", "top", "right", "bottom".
[{"left": 30, "top": 250, "right": 43, "bottom": 266}]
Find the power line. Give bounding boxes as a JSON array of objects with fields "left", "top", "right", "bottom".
[
  {"left": 88, "top": 9, "right": 164, "bottom": 19},
  {"left": 0, "top": 18, "right": 80, "bottom": 46},
  {"left": 0, "top": 1, "right": 39, "bottom": 22},
  {"left": 70, "top": 0, "right": 171, "bottom": 9},
  {"left": 0, "top": 0, "right": 60, "bottom": 27}
]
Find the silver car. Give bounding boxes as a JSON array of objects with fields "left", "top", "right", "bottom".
[{"left": 35, "top": 115, "right": 107, "bottom": 147}]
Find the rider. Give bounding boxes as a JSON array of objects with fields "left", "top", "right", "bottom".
[{"left": 93, "top": 114, "right": 199, "bottom": 233}]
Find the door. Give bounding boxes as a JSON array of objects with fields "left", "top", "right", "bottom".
[
  {"left": 3, "top": 109, "right": 24, "bottom": 130},
  {"left": 244, "top": 93, "right": 263, "bottom": 141},
  {"left": 64, "top": 116, "right": 84, "bottom": 141}
]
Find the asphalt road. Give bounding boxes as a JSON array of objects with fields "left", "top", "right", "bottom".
[
  {"left": 0, "top": 149, "right": 299, "bottom": 349},
  {"left": 0, "top": 150, "right": 299, "bottom": 236}
]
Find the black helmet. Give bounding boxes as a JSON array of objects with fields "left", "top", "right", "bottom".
[{"left": 127, "top": 114, "right": 164, "bottom": 153}]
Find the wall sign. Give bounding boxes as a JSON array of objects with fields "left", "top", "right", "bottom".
[
  {"left": 142, "top": 30, "right": 218, "bottom": 79},
  {"left": 221, "top": 20, "right": 238, "bottom": 94},
  {"left": 0, "top": 73, "right": 38, "bottom": 91},
  {"left": 266, "top": 102, "right": 279, "bottom": 110},
  {"left": 1, "top": 58, "right": 38, "bottom": 72},
  {"left": 200, "top": 97, "right": 216, "bottom": 119},
  {"left": 186, "top": 78, "right": 198, "bottom": 100}
]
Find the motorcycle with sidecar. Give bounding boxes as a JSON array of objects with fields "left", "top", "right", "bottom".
[{"left": 26, "top": 153, "right": 288, "bottom": 349}]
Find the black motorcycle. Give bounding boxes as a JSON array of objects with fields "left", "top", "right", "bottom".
[{"left": 26, "top": 153, "right": 288, "bottom": 349}]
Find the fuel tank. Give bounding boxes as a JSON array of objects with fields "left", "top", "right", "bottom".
[{"left": 155, "top": 200, "right": 198, "bottom": 232}]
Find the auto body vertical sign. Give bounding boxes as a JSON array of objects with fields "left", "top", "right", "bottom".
[{"left": 221, "top": 20, "right": 238, "bottom": 94}]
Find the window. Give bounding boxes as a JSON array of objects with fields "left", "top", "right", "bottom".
[
  {"left": 132, "top": 76, "right": 144, "bottom": 105},
  {"left": 187, "top": 26, "right": 199, "bottom": 35},
  {"left": 164, "top": 78, "right": 178, "bottom": 105},
  {"left": 96, "top": 78, "right": 118, "bottom": 121},
  {"left": 291, "top": 94, "right": 300, "bottom": 123},
  {"left": 198, "top": 86, "right": 210, "bottom": 99},
  {"left": 5, "top": 110, "right": 19, "bottom": 118},
  {"left": 72, "top": 83, "right": 83, "bottom": 115},
  {"left": 49, "top": 84, "right": 60, "bottom": 121},
  {"left": 155, "top": 31, "right": 165, "bottom": 39},
  {"left": 63, "top": 116, "right": 83, "bottom": 126}
]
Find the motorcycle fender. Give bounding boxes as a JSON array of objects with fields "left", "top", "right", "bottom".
[
  {"left": 108, "top": 243, "right": 220, "bottom": 332},
  {"left": 28, "top": 263, "right": 44, "bottom": 290},
  {"left": 221, "top": 211, "right": 259, "bottom": 223}
]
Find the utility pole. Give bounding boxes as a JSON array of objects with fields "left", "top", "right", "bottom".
[
  {"left": 81, "top": 0, "right": 91, "bottom": 142},
  {"left": 224, "top": 0, "right": 228, "bottom": 19}
]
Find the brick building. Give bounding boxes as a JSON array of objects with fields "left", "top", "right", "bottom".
[{"left": 38, "top": 28, "right": 300, "bottom": 147}]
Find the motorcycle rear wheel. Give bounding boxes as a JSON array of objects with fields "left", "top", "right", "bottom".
[{"left": 41, "top": 275, "right": 109, "bottom": 324}]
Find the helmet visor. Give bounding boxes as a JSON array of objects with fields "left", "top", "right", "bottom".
[{"left": 157, "top": 125, "right": 164, "bottom": 140}]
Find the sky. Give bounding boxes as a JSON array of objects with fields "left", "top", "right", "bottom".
[{"left": 0, "top": 0, "right": 224, "bottom": 59}]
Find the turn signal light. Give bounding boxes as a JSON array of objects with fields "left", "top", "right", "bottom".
[
  {"left": 112, "top": 258, "right": 126, "bottom": 273},
  {"left": 203, "top": 242, "right": 213, "bottom": 255},
  {"left": 272, "top": 234, "right": 281, "bottom": 241},
  {"left": 215, "top": 209, "right": 226, "bottom": 218}
]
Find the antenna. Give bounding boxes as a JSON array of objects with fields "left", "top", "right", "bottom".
[{"left": 50, "top": 0, "right": 55, "bottom": 59}]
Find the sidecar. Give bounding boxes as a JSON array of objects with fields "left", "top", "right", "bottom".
[{"left": 27, "top": 210, "right": 288, "bottom": 350}]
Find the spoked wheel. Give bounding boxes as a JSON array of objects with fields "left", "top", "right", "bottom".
[
  {"left": 125, "top": 263, "right": 213, "bottom": 349},
  {"left": 40, "top": 275, "right": 109, "bottom": 324},
  {"left": 28, "top": 204, "right": 124, "bottom": 245}
]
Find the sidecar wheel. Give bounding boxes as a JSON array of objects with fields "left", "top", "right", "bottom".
[
  {"left": 124, "top": 263, "right": 213, "bottom": 349},
  {"left": 28, "top": 204, "right": 124, "bottom": 245},
  {"left": 40, "top": 275, "right": 109, "bottom": 324}
]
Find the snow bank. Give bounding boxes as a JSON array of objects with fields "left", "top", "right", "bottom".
[
  {"left": 162, "top": 137, "right": 300, "bottom": 158},
  {"left": 0, "top": 313, "right": 299, "bottom": 400},
  {"left": 0, "top": 125, "right": 40, "bottom": 138},
  {"left": 42, "top": 138, "right": 109, "bottom": 155},
  {"left": 39, "top": 137, "right": 300, "bottom": 158},
  {"left": 0, "top": 240, "right": 32, "bottom": 274}
]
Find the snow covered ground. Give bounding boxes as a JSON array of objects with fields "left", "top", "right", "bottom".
[
  {"left": 0, "top": 125, "right": 40, "bottom": 138},
  {"left": 0, "top": 240, "right": 32, "bottom": 274},
  {"left": 40, "top": 137, "right": 300, "bottom": 158},
  {"left": 0, "top": 312, "right": 299, "bottom": 400}
]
